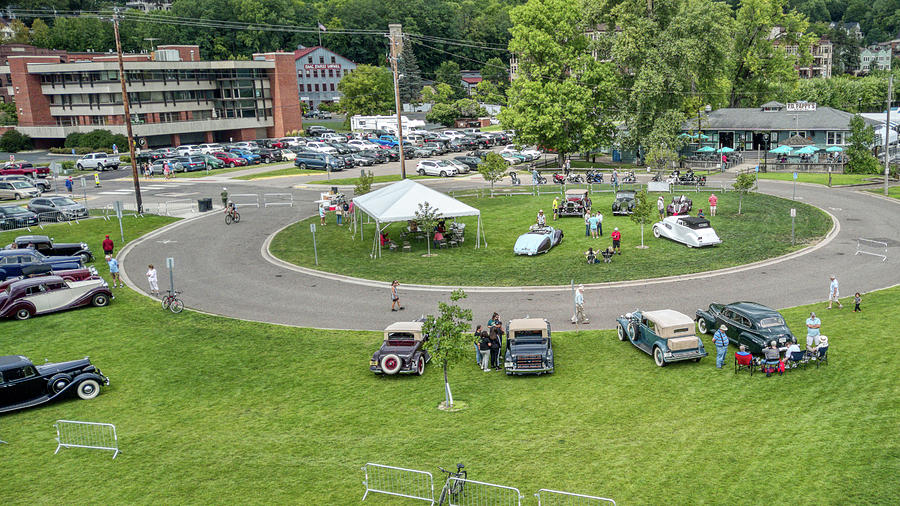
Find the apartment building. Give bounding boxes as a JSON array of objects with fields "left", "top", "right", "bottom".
[
  {"left": 770, "top": 27, "right": 833, "bottom": 79},
  {"left": 859, "top": 45, "right": 892, "bottom": 73},
  {"left": 0, "top": 44, "right": 301, "bottom": 147},
  {"left": 294, "top": 46, "right": 357, "bottom": 111}
]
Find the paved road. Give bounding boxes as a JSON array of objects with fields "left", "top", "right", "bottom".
[{"left": 119, "top": 176, "right": 900, "bottom": 331}]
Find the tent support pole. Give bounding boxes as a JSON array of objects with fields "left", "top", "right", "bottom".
[
  {"left": 481, "top": 215, "right": 487, "bottom": 248},
  {"left": 475, "top": 215, "right": 480, "bottom": 249}
]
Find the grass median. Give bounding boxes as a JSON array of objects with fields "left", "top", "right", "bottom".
[
  {"left": 307, "top": 174, "right": 438, "bottom": 185},
  {"left": 233, "top": 167, "right": 327, "bottom": 180},
  {"left": 867, "top": 185, "right": 900, "bottom": 199},
  {"left": 270, "top": 191, "right": 831, "bottom": 286},
  {"left": 1, "top": 207, "right": 895, "bottom": 503},
  {"left": 756, "top": 172, "right": 881, "bottom": 186}
]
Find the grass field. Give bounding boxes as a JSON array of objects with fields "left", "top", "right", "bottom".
[
  {"left": 756, "top": 172, "right": 883, "bottom": 186},
  {"left": 233, "top": 167, "right": 327, "bottom": 180},
  {"left": 1, "top": 214, "right": 895, "bottom": 503},
  {"left": 302, "top": 118, "right": 348, "bottom": 132},
  {"left": 868, "top": 185, "right": 900, "bottom": 199},
  {"left": 308, "top": 174, "right": 438, "bottom": 185},
  {"left": 270, "top": 192, "right": 831, "bottom": 286}
]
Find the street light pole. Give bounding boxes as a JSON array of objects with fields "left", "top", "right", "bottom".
[
  {"left": 388, "top": 24, "right": 406, "bottom": 179},
  {"left": 113, "top": 11, "right": 143, "bottom": 213},
  {"left": 884, "top": 74, "right": 893, "bottom": 196}
]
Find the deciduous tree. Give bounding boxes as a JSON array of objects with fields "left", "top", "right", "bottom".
[
  {"left": 422, "top": 289, "right": 473, "bottom": 410},
  {"left": 414, "top": 201, "right": 443, "bottom": 256},
  {"left": 435, "top": 61, "right": 466, "bottom": 99},
  {"left": 336, "top": 65, "right": 394, "bottom": 125},
  {"left": 845, "top": 114, "right": 880, "bottom": 174},
  {"left": 732, "top": 172, "right": 756, "bottom": 214},
  {"left": 629, "top": 189, "right": 655, "bottom": 248},
  {"left": 478, "top": 152, "right": 508, "bottom": 194}
]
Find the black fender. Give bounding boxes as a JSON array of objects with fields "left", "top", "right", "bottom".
[
  {"left": 695, "top": 310, "right": 715, "bottom": 332},
  {"left": 48, "top": 372, "right": 106, "bottom": 400},
  {"left": 75, "top": 249, "right": 93, "bottom": 262}
]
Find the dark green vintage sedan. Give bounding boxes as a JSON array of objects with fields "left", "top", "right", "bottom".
[{"left": 696, "top": 302, "right": 796, "bottom": 356}]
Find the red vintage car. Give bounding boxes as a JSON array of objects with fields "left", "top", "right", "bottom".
[
  {"left": 211, "top": 152, "right": 249, "bottom": 168},
  {"left": 0, "top": 265, "right": 99, "bottom": 291},
  {"left": 0, "top": 275, "right": 112, "bottom": 320}
]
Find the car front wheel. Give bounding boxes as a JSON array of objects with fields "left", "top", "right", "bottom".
[
  {"left": 418, "top": 169, "right": 425, "bottom": 176},
  {"left": 48, "top": 374, "right": 72, "bottom": 394},
  {"left": 697, "top": 318, "right": 708, "bottom": 334},
  {"left": 653, "top": 347, "right": 667, "bottom": 367},
  {"left": 92, "top": 293, "right": 110, "bottom": 307},
  {"left": 15, "top": 307, "right": 32, "bottom": 320},
  {"left": 298, "top": 163, "right": 307, "bottom": 170},
  {"left": 617, "top": 324, "right": 627, "bottom": 341},
  {"left": 439, "top": 171, "right": 447, "bottom": 177},
  {"left": 381, "top": 354, "right": 402, "bottom": 375},
  {"left": 652, "top": 226, "right": 661, "bottom": 238},
  {"left": 76, "top": 379, "right": 101, "bottom": 400}
]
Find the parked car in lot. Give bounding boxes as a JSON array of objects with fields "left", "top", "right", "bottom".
[
  {"left": 696, "top": 302, "right": 796, "bottom": 356},
  {"left": 513, "top": 226, "right": 563, "bottom": 255},
  {"left": 0, "top": 175, "right": 50, "bottom": 193},
  {"left": 212, "top": 152, "right": 248, "bottom": 168},
  {"left": 26, "top": 196, "right": 89, "bottom": 222},
  {"left": 416, "top": 160, "right": 457, "bottom": 177},
  {"left": 453, "top": 156, "right": 481, "bottom": 170},
  {"left": 0, "top": 180, "right": 40, "bottom": 200},
  {"left": 504, "top": 318, "right": 554, "bottom": 375},
  {"left": 251, "top": 147, "right": 282, "bottom": 163},
  {"left": 171, "top": 156, "right": 206, "bottom": 172},
  {"left": 349, "top": 153, "right": 375, "bottom": 166},
  {"left": 149, "top": 158, "right": 184, "bottom": 175},
  {"left": 201, "top": 154, "right": 225, "bottom": 169},
  {"left": 307, "top": 125, "right": 334, "bottom": 136},
  {"left": 0, "top": 162, "right": 50, "bottom": 178},
  {"left": 0, "top": 205, "right": 39, "bottom": 230},
  {"left": 370, "top": 320, "right": 431, "bottom": 375},
  {"left": 445, "top": 159, "right": 470, "bottom": 174},
  {"left": 0, "top": 249, "right": 83, "bottom": 280},
  {"left": 294, "top": 152, "right": 339, "bottom": 171},
  {"left": 0, "top": 275, "right": 111, "bottom": 320},
  {"left": 228, "top": 149, "right": 261, "bottom": 164},
  {"left": 175, "top": 145, "right": 202, "bottom": 156},
  {"left": 617, "top": 309, "right": 708, "bottom": 367},
  {"left": 198, "top": 143, "right": 225, "bottom": 154},
  {"left": 76, "top": 152, "right": 119, "bottom": 171},
  {"left": 0, "top": 264, "right": 98, "bottom": 291},
  {"left": 0, "top": 354, "right": 110, "bottom": 414},
  {"left": 414, "top": 145, "right": 440, "bottom": 158},
  {"left": 5, "top": 235, "right": 93, "bottom": 263},
  {"left": 652, "top": 216, "right": 721, "bottom": 248},
  {"left": 279, "top": 149, "right": 297, "bottom": 161},
  {"left": 611, "top": 190, "right": 636, "bottom": 215}
]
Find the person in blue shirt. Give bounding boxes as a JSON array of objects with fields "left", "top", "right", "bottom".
[
  {"left": 712, "top": 324, "right": 729, "bottom": 369},
  {"left": 805, "top": 312, "right": 821, "bottom": 351},
  {"left": 105, "top": 254, "right": 122, "bottom": 288}
]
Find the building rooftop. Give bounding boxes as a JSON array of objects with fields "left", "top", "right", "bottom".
[{"left": 686, "top": 104, "right": 879, "bottom": 131}]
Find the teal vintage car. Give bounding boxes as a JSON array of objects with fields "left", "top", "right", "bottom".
[{"left": 616, "top": 309, "right": 708, "bottom": 367}]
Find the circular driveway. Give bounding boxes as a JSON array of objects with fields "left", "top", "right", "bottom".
[{"left": 121, "top": 180, "right": 900, "bottom": 330}]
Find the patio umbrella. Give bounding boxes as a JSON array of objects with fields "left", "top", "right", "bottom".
[
  {"left": 697, "top": 146, "right": 715, "bottom": 153},
  {"left": 698, "top": 134, "right": 711, "bottom": 140},
  {"left": 796, "top": 146, "right": 818, "bottom": 155},
  {"left": 769, "top": 145, "right": 793, "bottom": 154},
  {"left": 678, "top": 133, "right": 692, "bottom": 138},
  {"left": 826, "top": 146, "right": 843, "bottom": 152},
  {"left": 717, "top": 147, "right": 735, "bottom": 153}
]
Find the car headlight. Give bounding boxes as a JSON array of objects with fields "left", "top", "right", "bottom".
[{"left": 81, "top": 242, "right": 88, "bottom": 249}]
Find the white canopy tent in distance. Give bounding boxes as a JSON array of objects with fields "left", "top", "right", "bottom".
[{"left": 352, "top": 179, "right": 487, "bottom": 257}]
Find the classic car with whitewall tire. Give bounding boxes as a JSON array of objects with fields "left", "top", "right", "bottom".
[
  {"left": 504, "top": 318, "right": 554, "bottom": 375},
  {"left": 0, "top": 355, "right": 110, "bottom": 414},
  {"left": 0, "top": 276, "right": 112, "bottom": 320},
  {"left": 611, "top": 190, "right": 636, "bottom": 215},
  {"left": 652, "top": 216, "right": 722, "bottom": 248},
  {"left": 666, "top": 195, "right": 692, "bottom": 216},
  {"left": 695, "top": 302, "right": 796, "bottom": 356},
  {"left": 370, "top": 320, "right": 431, "bottom": 375},
  {"left": 0, "top": 249, "right": 82, "bottom": 280},
  {"left": 617, "top": 309, "right": 708, "bottom": 367},
  {"left": 513, "top": 226, "right": 564, "bottom": 256},
  {"left": 0, "top": 264, "right": 98, "bottom": 291},
  {"left": 6, "top": 235, "right": 94, "bottom": 263},
  {"left": 558, "top": 189, "right": 591, "bottom": 217}
]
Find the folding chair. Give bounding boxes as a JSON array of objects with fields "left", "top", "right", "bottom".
[
  {"left": 815, "top": 346, "right": 829, "bottom": 368},
  {"left": 786, "top": 350, "right": 808, "bottom": 371},
  {"left": 402, "top": 241, "right": 411, "bottom": 253},
  {"left": 734, "top": 352, "right": 754, "bottom": 375}
]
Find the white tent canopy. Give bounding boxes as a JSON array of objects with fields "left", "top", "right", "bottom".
[{"left": 352, "top": 178, "right": 486, "bottom": 256}]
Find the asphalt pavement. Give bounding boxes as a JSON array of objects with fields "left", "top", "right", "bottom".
[{"left": 118, "top": 174, "right": 900, "bottom": 331}]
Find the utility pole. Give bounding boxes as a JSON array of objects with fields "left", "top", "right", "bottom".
[
  {"left": 884, "top": 74, "right": 893, "bottom": 196},
  {"left": 113, "top": 10, "right": 143, "bottom": 213},
  {"left": 388, "top": 24, "right": 406, "bottom": 179}
]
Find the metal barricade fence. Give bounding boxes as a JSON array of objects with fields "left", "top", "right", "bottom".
[
  {"left": 445, "top": 477, "right": 522, "bottom": 506},
  {"left": 37, "top": 211, "right": 78, "bottom": 227},
  {"left": 54, "top": 420, "right": 120, "bottom": 459},
  {"left": 164, "top": 199, "right": 197, "bottom": 216},
  {"left": 1, "top": 216, "right": 35, "bottom": 232},
  {"left": 263, "top": 193, "right": 294, "bottom": 207},
  {"left": 231, "top": 193, "right": 260, "bottom": 208},
  {"left": 855, "top": 238, "right": 888, "bottom": 262},
  {"left": 535, "top": 489, "right": 616, "bottom": 506},
  {"left": 361, "top": 463, "right": 434, "bottom": 503}
]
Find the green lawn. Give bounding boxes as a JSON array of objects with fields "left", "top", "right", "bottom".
[
  {"left": 757, "top": 172, "right": 883, "bottom": 186},
  {"left": 867, "top": 185, "right": 900, "bottom": 199},
  {"left": 1, "top": 209, "right": 895, "bottom": 503},
  {"left": 308, "top": 174, "right": 438, "bottom": 185},
  {"left": 233, "top": 167, "right": 327, "bottom": 180},
  {"left": 303, "top": 118, "right": 348, "bottom": 132},
  {"left": 271, "top": 192, "right": 831, "bottom": 286},
  {"left": 570, "top": 160, "right": 633, "bottom": 169}
]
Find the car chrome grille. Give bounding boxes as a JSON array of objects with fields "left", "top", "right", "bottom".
[{"left": 516, "top": 355, "right": 543, "bottom": 369}]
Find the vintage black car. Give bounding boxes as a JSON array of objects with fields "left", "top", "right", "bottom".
[
  {"left": 504, "top": 318, "right": 554, "bottom": 375},
  {"left": 0, "top": 249, "right": 82, "bottom": 280},
  {"left": 370, "top": 320, "right": 431, "bottom": 375},
  {"left": 0, "top": 355, "right": 110, "bottom": 414},
  {"left": 6, "top": 235, "right": 93, "bottom": 263},
  {"left": 696, "top": 301, "right": 796, "bottom": 356},
  {"left": 612, "top": 190, "right": 636, "bottom": 215}
]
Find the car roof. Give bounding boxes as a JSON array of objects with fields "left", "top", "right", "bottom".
[
  {"left": 14, "top": 235, "right": 50, "bottom": 243},
  {"left": 508, "top": 318, "right": 548, "bottom": 332},
  {"left": 679, "top": 217, "right": 710, "bottom": 227},
  {"left": 9, "top": 275, "right": 65, "bottom": 289},
  {"left": 384, "top": 321, "right": 424, "bottom": 334},
  {"left": 0, "top": 355, "right": 30, "bottom": 370},
  {"left": 727, "top": 301, "right": 780, "bottom": 317},
  {"left": 643, "top": 309, "right": 694, "bottom": 328},
  {"left": 565, "top": 189, "right": 588, "bottom": 196}
]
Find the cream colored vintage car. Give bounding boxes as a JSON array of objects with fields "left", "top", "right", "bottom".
[
  {"left": 369, "top": 321, "right": 430, "bottom": 375},
  {"left": 616, "top": 309, "right": 708, "bottom": 367},
  {"left": 504, "top": 317, "right": 554, "bottom": 375}
]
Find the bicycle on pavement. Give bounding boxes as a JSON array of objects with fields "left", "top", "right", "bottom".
[
  {"left": 437, "top": 463, "right": 466, "bottom": 505},
  {"left": 161, "top": 289, "right": 184, "bottom": 313},
  {"left": 224, "top": 202, "right": 241, "bottom": 225}
]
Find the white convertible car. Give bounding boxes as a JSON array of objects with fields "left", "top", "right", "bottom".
[{"left": 652, "top": 216, "right": 722, "bottom": 248}]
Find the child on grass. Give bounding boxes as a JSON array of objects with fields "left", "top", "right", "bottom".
[{"left": 853, "top": 292, "right": 861, "bottom": 312}]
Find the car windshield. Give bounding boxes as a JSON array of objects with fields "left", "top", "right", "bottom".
[
  {"left": 10, "top": 181, "right": 33, "bottom": 189},
  {"left": 1, "top": 206, "right": 28, "bottom": 215},
  {"left": 616, "top": 192, "right": 634, "bottom": 199},
  {"left": 511, "top": 330, "right": 545, "bottom": 344},
  {"left": 758, "top": 316, "right": 786, "bottom": 328},
  {"left": 50, "top": 198, "right": 77, "bottom": 206}
]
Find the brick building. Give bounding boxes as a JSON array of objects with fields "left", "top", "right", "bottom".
[
  {"left": 294, "top": 46, "right": 357, "bottom": 110},
  {"left": 770, "top": 27, "right": 833, "bottom": 79},
  {"left": 0, "top": 44, "right": 301, "bottom": 147}
]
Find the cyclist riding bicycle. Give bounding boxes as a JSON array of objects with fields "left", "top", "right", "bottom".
[{"left": 225, "top": 201, "right": 237, "bottom": 217}]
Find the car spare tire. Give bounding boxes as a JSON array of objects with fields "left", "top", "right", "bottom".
[{"left": 380, "top": 354, "right": 402, "bottom": 375}]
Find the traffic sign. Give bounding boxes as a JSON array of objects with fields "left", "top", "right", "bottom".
[
  {"left": 793, "top": 172, "right": 798, "bottom": 180},
  {"left": 166, "top": 257, "right": 175, "bottom": 269},
  {"left": 790, "top": 208, "right": 796, "bottom": 217}
]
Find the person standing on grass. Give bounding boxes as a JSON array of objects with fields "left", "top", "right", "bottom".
[
  {"left": 552, "top": 196, "right": 559, "bottom": 220},
  {"left": 106, "top": 255, "right": 122, "bottom": 288},
  {"left": 489, "top": 327, "right": 502, "bottom": 369},
  {"left": 319, "top": 205, "right": 326, "bottom": 226},
  {"left": 588, "top": 212, "right": 599, "bottom": 239},
  {"left": 712, "top": 324, "right": 729, "bottom": 369},
  {"left": 708, "top": 193, "right": 718, "bottom": 216},
  {"left": 473, "top": 325, "right": 484, "bottom": 365},
  {"left": 596, "top": 210, "right": 603, "bottom": 236},
  {"left": 572, "top": 284, "right": 589, "bottom": 324},
  {"left": 657, "top": 195, "right": 665, "bottom": 220},
  {"left": 611, "top": 227, "right": 621, "bottom": 254},
  {"left": 391, "top": 280, "right": 404, "bottom": 311},
  {"left": 336, "top": 204, "right": 343, "bottom": 226},
  {"left": 805, "top": 312, "right": 821, "bottom": 352},
  {"left": 479, "top": 331, "right": 492, "bottom": 371},
  {"left": 828, "top": 275, "right": 842, "bottom": 309},
  {"left": 102, "top": 234, "right": 114, "bottom": 256},
  {"left": 146, "top": 264, "right": 159, "bottom": 296},
  {"left": 536, "top": 209, "right": 546, "bottom": 227},
  {"left": 853, "top": 292, "right": 862, "bottom": 312},
  {"left": 584, "top": 210, "right": 591, "bottom": 237}
]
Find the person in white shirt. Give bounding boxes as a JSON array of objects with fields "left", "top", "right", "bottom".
[
  {"left": 146, "top": 264, "right": 159, "bottom": 296},
  {"left": 828, "top": 275, "right": 842, "bottom": 309},
  {"left": 536, "top": 209, "right": 546, "bottom": 227}
]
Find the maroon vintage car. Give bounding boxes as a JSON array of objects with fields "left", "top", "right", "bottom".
[
  {"left": 0, "top": 275, "right": 112, "bottom": 320},
  {"left": 0, "top": 265, "right": 98, "bottom": 291}
]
